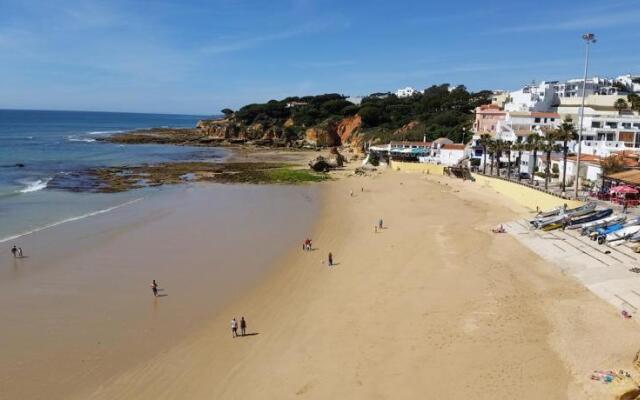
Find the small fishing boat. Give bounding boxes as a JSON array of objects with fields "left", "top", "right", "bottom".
[
  {"left": 532, "top": 202, "right": 597, "bottom": 229},
  {"left": 593, "top": 217, "right": 640, "bottom": 243},
  {"left": 579, "top": 215, "right": 626, "bottom": 235},
  {"left": 603, "top": 225, "right": 640, "bottom": 245},
  {"left": 543, "top": 209, "right": 613, "bottom": 232},
  {"left": 568, "top": 209, "right": 613, "bottom": 228}
]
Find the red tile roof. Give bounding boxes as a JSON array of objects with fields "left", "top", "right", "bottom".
[
  {"left": 390, "top": 141, "right": 432, "bottom": 146},
  {"left": 441, "top": 144, "right": 465, "bottom": 150}
]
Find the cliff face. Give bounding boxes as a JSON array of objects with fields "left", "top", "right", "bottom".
[{"left": 196, "top": 115, "right": 365, "bottom": 148}]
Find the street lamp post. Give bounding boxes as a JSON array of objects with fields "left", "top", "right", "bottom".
[
  {"left": 462, "top": 127, "right": 466, "bottom": 144},
  {"left": 574, "top": 33, "right": 596, "bottom": 198}
]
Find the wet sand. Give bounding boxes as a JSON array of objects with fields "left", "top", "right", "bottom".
[
  {"left": 0, "top": 183, "right": 318, "bottom": 400},
  {"left": 62, "top": 169, "right": 640, "bottom": 400}
]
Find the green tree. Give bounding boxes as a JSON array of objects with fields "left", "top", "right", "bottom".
[
  {"left": 628, "top": 94, "right": 640, "bottom": 112},
  {"left": 511, "top": 142, "right": 525, "bottom": 181},
  {"left": 221, "top": 108, "right": 234, "bottom": 116},
  {"left": 359, "top": 106, "right": 381, "bottom": 127},
  {"left": 552, "top": 118, "right": 578, "bottom": 192},
  {"left": 526, "top": 133, "right": 542, "bottom": 185},
  {"left": 615, "top": 98, "right": 629, "bottom": 113}
]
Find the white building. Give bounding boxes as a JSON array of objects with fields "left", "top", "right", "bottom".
[
  {"left": 504, "top": 81, "right": 558, "bottom": 112},
  {"left": 395, "top": 87, "right": 418, "bottom": 98},
  {"left": 437, "top": 144, "right": 466, "bottom": 166}
]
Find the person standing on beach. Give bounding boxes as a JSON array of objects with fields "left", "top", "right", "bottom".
[
  {"left": 240, "top": 317, "right": 247, "bottom": 336},
  {"left": 18, "top": 247, "right": 23, "bottom": 258},
  {"left": 328, "top": 252, "right": 333, "bottom": 267},
  {"left": 231, "top": 318, "right": 238, "bottom": 338},
  {"left": 151, "top": 280, "right": 158, "bottom": 297},
  {"left": 378, "top": 218, "right": 384, "bottom": 230},
  {"left": 11, "top": 245, "right": 17, "bottom": 258}
]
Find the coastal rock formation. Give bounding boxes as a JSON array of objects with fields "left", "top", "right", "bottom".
[
  {"left": 336, "top": 115, "right": 361, "bottom": 144},
  {"left": 197, "top": 119, "right": 245, "bottom": 140},
  {"left": 304, "top": 123, "right": 341, "bottom": 147},
  {"left": 308, "top": 148, "right": 345, "bottom": 172}
]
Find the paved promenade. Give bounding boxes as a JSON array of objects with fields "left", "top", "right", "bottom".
[{"left": 508, "top": 219, "right": 640, "bottom": 317}]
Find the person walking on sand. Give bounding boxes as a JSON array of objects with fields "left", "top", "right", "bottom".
[
  {"left": 328, "top": 252, "right": 333, "bottom": 267},
  {"left": 231, "top": 318, "right": 238, "bottom": 338},
  {"left": 240, "top": 316, "right": 247, "bottom": 336},
  {"left": 349, "top": 190, "right": 353, "bottom": 197},
  {"left": 151, "top": 280, "right": 158, "bottom": 297},
  {"left": 18, "top": 247, "right": 23, "bottom": 258},
  {"left": 11, "top": 245, "right": 17, "bottom": 258},
  {"left": 378, "top": 218, "right": 383, "bottom": 230}
]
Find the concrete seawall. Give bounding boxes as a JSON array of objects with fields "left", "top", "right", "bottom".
[
  {"left": 389, "top": 161, "right": 582, "bottom": 211},
  {"left": 390, "top": 160, "right": 444, "bottom": 175},
  {"left": 472, "top": 174, "right": 583, "bottom": 211}
]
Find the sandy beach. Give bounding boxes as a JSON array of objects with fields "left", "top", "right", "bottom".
[
  {"left": 0, "top": 183, "right": 318, "bottom": 400},
  {"left": 10, "top": 165, "right": 627, "bottom": 399}
]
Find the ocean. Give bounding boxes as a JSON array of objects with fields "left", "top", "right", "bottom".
[{"left": 0, "top": 109, "right": 226, "bottom": 242}]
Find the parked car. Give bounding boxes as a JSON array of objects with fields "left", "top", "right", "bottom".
[{"left": 518, "top": 172, "right": 530, "bottom": 180}]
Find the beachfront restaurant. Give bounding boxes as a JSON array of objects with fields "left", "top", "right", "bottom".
[
  {"left": 601, "top": 169, "right": 640, "bottom": 207},
  {"left": 389, "top": 141, "right": 432, "bottom": 162}
]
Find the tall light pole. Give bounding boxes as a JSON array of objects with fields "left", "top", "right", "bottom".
[
  {"left": 462, "top": 127, "right": 466, "bottom": 144},
  {"left": 574, "top": 33, "right": 596, "bottom": 198}
]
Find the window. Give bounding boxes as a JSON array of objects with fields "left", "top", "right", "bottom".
[
  {"left": 606, "top": 121, "right": 618, "bottom": 129},
  {"left": 534, "top": 118, "right": 541, "bottom": 123},
  {"left": 591, "top": 121, "right": 602, "bottom": 128},
  {"left": 622, "top": 123, "right": 632, "bottom": 129}
]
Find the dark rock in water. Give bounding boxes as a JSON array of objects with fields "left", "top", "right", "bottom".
[{"left": 15, "top": 163, "right": 25, "bottom": 168}]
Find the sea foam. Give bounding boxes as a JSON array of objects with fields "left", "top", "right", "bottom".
[
  {"left": 0, "top": 197, "right": 144, "bottom": 243},
  {"left": 18, "top": 178, "right": 52, "bottom": 193}
]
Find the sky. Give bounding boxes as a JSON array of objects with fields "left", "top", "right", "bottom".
[{"left": 0, "top": 0, "right": 639, "bottom": 115}]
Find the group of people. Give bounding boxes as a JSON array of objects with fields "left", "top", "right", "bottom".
[
  {"left": 230, "top": 317, "right": 248, "bottom": 337},
  {"left": 10, "top": 245, "right": 24, "bottom": 258}
]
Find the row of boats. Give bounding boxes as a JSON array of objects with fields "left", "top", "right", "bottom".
[{"left": 531, "top": 202, "right": 640, "bottom": 246}]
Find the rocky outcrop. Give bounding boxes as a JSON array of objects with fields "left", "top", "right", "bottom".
[
  {"left": 304, "top": 122, "right": 341, "bottom": 147},
  {"left": 336, "top": 115, "right": 361, "bottom": 144},
  {"left": 197, "top": 118, "right": 247, "bottom": 140}
]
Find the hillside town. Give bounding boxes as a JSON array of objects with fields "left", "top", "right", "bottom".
[{"left": 371, "top": 72, "right": 640, "bottom": 202}]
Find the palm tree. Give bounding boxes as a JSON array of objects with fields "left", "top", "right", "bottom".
[
  {"left": 512, "top": 141, "right": 525, "bottom": 181},
  {"left": 539, "top": 134, "right": 561, "bottom": 190},
  {"left": 505, "top": 141, "right": 513, "bottom": 180},
  {"left": 526, "top": 133, "right": 542, "bottom": 185},
  {"left": 487, "top": 139, "right": 497, "bottom": 176},
  {"left": 479, "top": 134, "right": 491, "bottom": 174},
  {"left": 615, "top": 98, "right": 629, "bottom": 113},
  {"left": 494, "top": 139, "right": 505, "bottom": 177},
  {"left": 553, "top": 118, "right": 578, "bottom": 192}
]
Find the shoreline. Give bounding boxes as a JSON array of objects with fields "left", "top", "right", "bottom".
[{"left": 0, "top": 182, "right": 320, "bottom": 400}]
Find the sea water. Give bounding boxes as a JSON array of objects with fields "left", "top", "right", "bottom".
[{"left": 0, "top": 109, "right": 225, "bottom": 242}]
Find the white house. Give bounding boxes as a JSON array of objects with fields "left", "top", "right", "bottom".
[
  {"left": 395, "top": 87, "right": 418, "bottom": 98},
  {"left": 438, "top": 144, "right": 466, "bottom": 166}
]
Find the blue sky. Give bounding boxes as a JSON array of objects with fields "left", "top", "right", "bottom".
[{"left": 1, "top": 0, "right": 639, "bottom": 115}]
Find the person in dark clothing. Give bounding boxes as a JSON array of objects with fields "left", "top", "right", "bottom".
[
  {"left": 11, "top": 245, "right": 17, "bottom": 258},
  {"left": 328, "top": 252, "right": 333, "bottom": 267},
  {"left": 240, "top": 316, "right": 247, "bottom": 336},
  {"left": 151, "top": 280, "right": 158, "bottom": 297}
]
